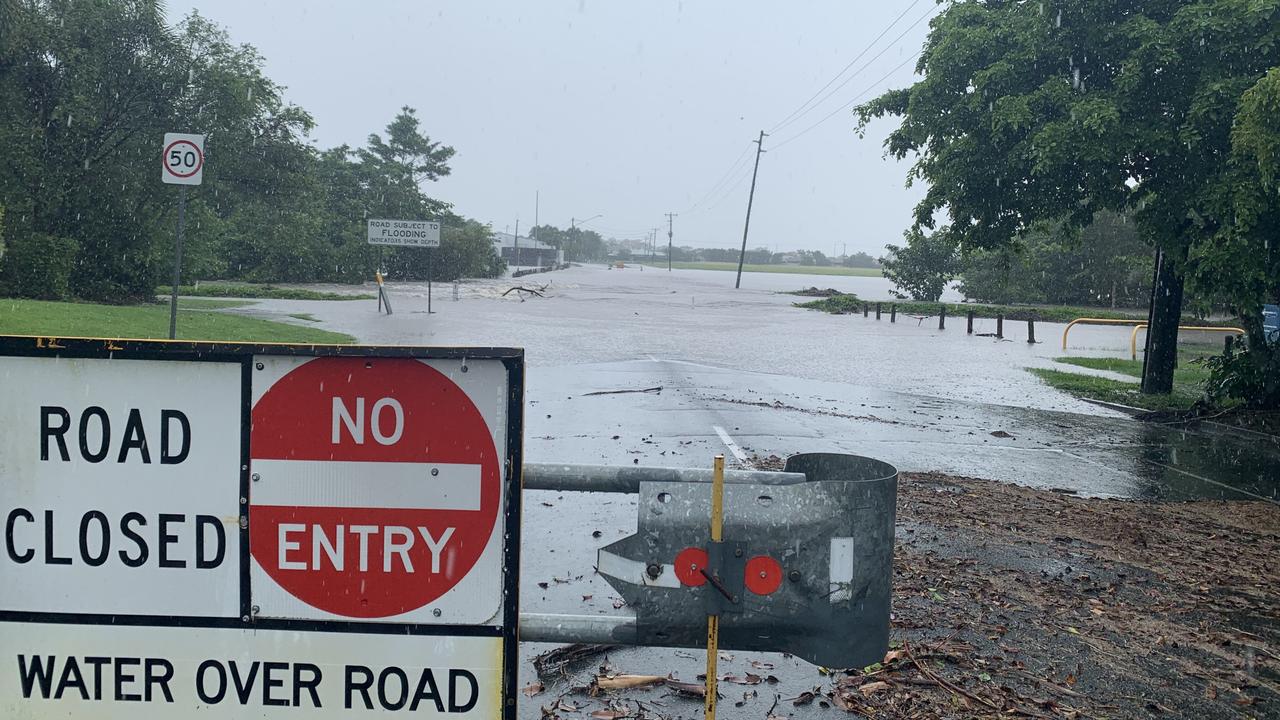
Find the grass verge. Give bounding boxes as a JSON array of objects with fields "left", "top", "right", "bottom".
[
  {"left": 1028, "top": 353, "right": 1215, "bottom": 412},
  {"left": 177, "top": 298, "right": 256, "bottom": 309},
  {"left": 0, "top": 299, "right": 354, "bottom": 344},
  {"left": 638, "top": 261, "right": 883, "bottom": 277},
  {"left": 158, "top": 283, "right": 374, "bottom": 301},
  {"left": 796, "top": 293, "right": 1235, "bottom": 325}
]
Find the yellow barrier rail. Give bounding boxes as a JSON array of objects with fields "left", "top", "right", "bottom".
[
  {"left": 1129, "top": 324, "right": 1244, "bottom": 360},
  {"left": 1061, "top": 318, "right": 1147, "bottom": 350}
]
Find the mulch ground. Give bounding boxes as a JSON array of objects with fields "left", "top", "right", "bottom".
[{"left": 533, "top": 470, "right": 1279, "bottom": 719}]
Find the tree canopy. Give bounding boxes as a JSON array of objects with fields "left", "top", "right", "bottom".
[
  {"left": 0, "top": 2, "right": 500, "bottom": 301},
  {"left": 858, "top": 0, "right": 1280, "bottom": 394}
]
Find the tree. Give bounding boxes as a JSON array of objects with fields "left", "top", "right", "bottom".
[
  {"left": 960, "top": 211, "right": 1153, "bottom": 307},
  {"left": 880, "top": 227, "right": 960, "bottom": 301},
  {"left": 858, "top": 0, "right": 1280, "bottom": 394}
]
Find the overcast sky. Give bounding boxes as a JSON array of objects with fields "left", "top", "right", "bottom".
[{"left": 165, "top": 1, "right": 935, "bottom": 255}]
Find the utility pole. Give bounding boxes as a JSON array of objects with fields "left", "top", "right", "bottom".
[
  {"left": 735, "top": 130, "right": 767, "bottom": 289},
  {"left": 665, "top": 212, "right": 677, "bottom": 271},
  {"left": 513, "top": 218, "right": 520, "bottom": 271}
]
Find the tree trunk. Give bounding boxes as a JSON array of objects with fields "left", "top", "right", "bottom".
[{"left": 1140, "top": 247, "right": 1185, "bottom": 394}]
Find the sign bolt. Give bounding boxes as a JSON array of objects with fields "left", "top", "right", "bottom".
[
  {"left": 734, "top": 547, "right": 743, "bottom": 558},
  {"left": 251, "top": 473, "right": 260, "bottom": 482},
  {"left": 241, "top": 615, "right": 250, "bottom": 623},
  {"left": 431, "top": 468, "right": 440, "bottom": 477},
  {"left": 239, "top": 516, "right": 248, "bottom": 529},
  {"left": 251, "top": 605, "right": 260, "bottom": 615},
  {"left": 646, "top": 563, "right": 662, "bottom": 579},
  {"left": 788, "top": 570, "right": 801, "bottom": 583},
  {"left": 255, "top": 362, "right": 264, "bottom": 370},
  {"left": 433, "top": 608, "right": 442, "bottom": 617}
]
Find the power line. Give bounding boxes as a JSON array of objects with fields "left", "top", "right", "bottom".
[
  {"left": 770, "top": 3, "right": 938, "bottom": 137},
  {"left": 769, "top": 50, "right": 923, "bottom": 152},
  {"left": 679, "top": 141, "right": 755, "bottom": 214},
  {"left": 768, "top": 0, "right": 925, "bottom": 135}
]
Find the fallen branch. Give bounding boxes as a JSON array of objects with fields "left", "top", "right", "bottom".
[
  {"left": 581, "top": 386, "right": 663, "bottom": 397},
  {"left": 532, "top": 643, "right": 617, "bottom": 677}
]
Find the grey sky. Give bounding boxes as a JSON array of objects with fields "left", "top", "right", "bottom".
[{"left": 165, "top": 1, "right": 934, "bottom": 255}]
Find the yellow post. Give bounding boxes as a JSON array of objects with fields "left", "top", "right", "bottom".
[{"left": 704, "top": 454, "right": 725, "bottom": 720}]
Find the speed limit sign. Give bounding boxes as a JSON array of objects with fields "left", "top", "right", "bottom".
[{"left": 162, "top": 132, "right": 205, "bottom": 185}]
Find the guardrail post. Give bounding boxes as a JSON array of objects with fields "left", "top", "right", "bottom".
[
  {"left": 938, "top": 305, "right": 946, "bottom": 330},
  {"left": 1225, "top": 335, "right": 1234, "bottom": 353},
  {"left": 875, "top": 303, "right": 882, "bottom": 320},
  {"left": 967, "top": 311, "right": 974, "bottom": 334},
  {"left": 1027, "top": 316, "right": 1036, "bottom": 344},
  {"left": 996, "top": 314, "right": 1004, "bottom": 339},
  {"left": 890, "top": 304, "right": 897, "bottom": 323}
]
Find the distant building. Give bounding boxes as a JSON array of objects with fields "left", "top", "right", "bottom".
[
  {"left": 491, "top": 232, "right": 561, "bottom": 267},
  {"left": 778, "top": 252, "right": 802, "bottom": 265}
]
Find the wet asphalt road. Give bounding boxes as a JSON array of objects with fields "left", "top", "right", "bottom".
[{"left": 222, "top": 265, "right": 1278, "bottom": 718}]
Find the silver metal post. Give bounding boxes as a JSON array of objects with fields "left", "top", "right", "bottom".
[{"left": 522, "top": 463, "right": 806, "bottom": 493}]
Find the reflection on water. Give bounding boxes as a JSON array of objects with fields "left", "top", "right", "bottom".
[{"left": 1130, "top": 423, "right": 1280, "bottom": 502}]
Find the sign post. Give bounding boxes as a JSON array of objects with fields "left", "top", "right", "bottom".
[
  {"left": 0, "top": 337, "right": 523, "bottom": 719},
  {"left": 367, "top": 219, "right": 441, "bottom": 315},
  {"left": 161, "top": 133, "right": 205, "bottom": 339}
]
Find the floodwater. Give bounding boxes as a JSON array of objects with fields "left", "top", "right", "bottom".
[
  {"left": 237, "top": 264, "right": 1275, "bottom": 503},
  {"left": 221, "top": 264, "right": 1277, "bottom": 718}
]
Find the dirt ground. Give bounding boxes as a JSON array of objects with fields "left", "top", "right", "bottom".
[{"left": 532, "top": 469, "right": 1279, "bottom": 720}]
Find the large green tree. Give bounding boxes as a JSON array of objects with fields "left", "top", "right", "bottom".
[{"left": 858, "top": 0, "right": 1280, "bottom": 394}]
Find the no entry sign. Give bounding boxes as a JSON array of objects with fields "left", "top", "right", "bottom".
[
  {"left": 0, "top": 337, "right": 523, "bottom": 719},
  {"left": 249, "top": 356, "right": 507, "bottom": 623}
]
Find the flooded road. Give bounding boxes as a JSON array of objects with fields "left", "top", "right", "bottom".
[{"left": 217, "top": 264, "right": 1277, "bottom": 718}]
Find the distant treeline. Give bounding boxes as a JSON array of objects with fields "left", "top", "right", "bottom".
[
  {"left": 610, "top": 243, "right": 881, "bottom": 268},
  {"left": 0, "top": 4, "right": 501, "bottom": 302}
]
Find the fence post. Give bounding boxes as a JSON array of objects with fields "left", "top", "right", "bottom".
[
  {"left": 875, "top": 303, "right": 882, "bottom": 320},
  {"left": 1027, "top": 316, "right": 1036, "bottom": 344},
  {"left": 890, "top": 304, "right": 897, "bottom": 323},
  {"left": 939, "top": 305, "right": 946, "bottom": 330},
  {"left": 967, "top": 311, "right": 974, "bottom": 334},
  {"left": 996, "top": 314, "right": 1004, "bottom": 339},
  {"left": 863, "top": 303, "right": 869, "bottom": 318}
]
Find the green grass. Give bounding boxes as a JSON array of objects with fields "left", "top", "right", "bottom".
[
  {"left": 796, "top": 294, "right": 1236, "bottom": 325},
  {"left": 0, "top": 299, "right": 354, "bottom": 344},
  {"left": 158, "top": 283, "right": 374, "bottom": 301},
  {"left": 639, "top": 261, "right": 883, "bottom": 277},
  {"left": 1028, "top": 352, "right": 1216, "bottom": 412},
  {"left": 177, "top": 298, "right": 256, "bottom": 309}
]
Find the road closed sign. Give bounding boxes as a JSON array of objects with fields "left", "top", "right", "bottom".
[{"left": 0, "top": 337, "right": 523, "bottom": 719}]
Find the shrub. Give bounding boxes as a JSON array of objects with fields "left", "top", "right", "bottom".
[{"left": 0, "top": 232, "right": 80, "bottom": 300}]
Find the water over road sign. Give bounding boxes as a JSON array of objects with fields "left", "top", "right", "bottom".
[{"left": 0, "top": 337, "right": 523, "bottom": 719}]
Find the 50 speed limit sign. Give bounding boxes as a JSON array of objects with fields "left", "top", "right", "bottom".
[{"left": 162, "top": 132, "right": 205, "bottom": 185}]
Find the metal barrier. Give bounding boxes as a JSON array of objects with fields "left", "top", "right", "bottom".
[
  {"left": 1061, "top": 317, "right": 1146, "bottom": 350},
  {"left": 520, "top": 453, "right": 898, "bottom": 669},
  {"left": 1129, "top": 324, "right": 1245, "bottom": 359}
]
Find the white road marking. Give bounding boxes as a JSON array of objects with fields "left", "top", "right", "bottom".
[{"left": 712, "top": 425, "right": 749, "bottom": 464}]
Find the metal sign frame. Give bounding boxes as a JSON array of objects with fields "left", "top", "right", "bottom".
[{"left": 0, "top": 335, "right": 524, "bottom": 720}]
